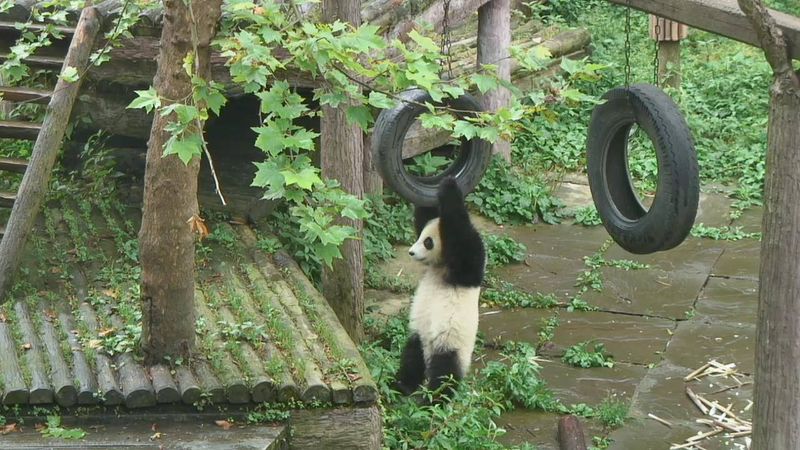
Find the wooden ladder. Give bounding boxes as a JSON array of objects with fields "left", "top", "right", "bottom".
[{"left": 0, "top": 7, "right": 101, "bottom": 302}]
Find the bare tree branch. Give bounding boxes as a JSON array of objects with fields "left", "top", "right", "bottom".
[{"left": 737, "top": 0, "right": 797, "bottom": 83}]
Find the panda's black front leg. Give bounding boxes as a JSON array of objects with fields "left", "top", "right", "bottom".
[
  {"left": 393, "top": 333, "right": 425, "bottom": 395},
  {"left": 426, "top": 350, "right": 462, "bottom": 400}
]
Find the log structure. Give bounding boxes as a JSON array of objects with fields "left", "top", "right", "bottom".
[
  {"left": 0, "top": 0, "right": 591, "bottom": 143},
  {"left": 0, "top": 211, "right": 379, "bottom": 439}
]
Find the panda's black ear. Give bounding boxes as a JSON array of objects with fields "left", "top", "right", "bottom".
[{"left": 414, "top": 205, "right": 439, "bottom": 237}]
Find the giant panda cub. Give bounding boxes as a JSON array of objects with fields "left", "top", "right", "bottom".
[{"left": 394, "top": 176, "right": 486, "bottom": 398}]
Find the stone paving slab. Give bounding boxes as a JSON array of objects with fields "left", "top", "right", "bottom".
[
  {"left": 538, "top": 361, "right": 647, "bottom": 406},
  {"left": 503, "top": 223, "right": 610, "bottom": 261},
  {"left": 585, "top": 239, "right": 723, "bottom": 319},
  {"left": 731, "top": 207, "right": 763, "bottom": 233},
  {"left": 609, "top": 359, "right": 752, "bottom": 450},
  {"left": 554, "top": 310, "right": 675, "bottom": 366},
  {"left": 496, "top": 409, "right": 605, "bottom": 450},
  {"left": 694, "top": 277, "right": 759, "bottom": 324},
  {"left": 482, "top": 308, "right": 676, "bottom": 366},
  {"left": 664, "top": 320, "right": 756, "bottom": 375},
  {"left": 493, "top": 254, "right": 586, "bottom": 300},
  {"left": 0, "top": 419, "right": 287, "bottom": 449},
  {"left": 711, "top": 240, "right": 761, "bottom": 280}
]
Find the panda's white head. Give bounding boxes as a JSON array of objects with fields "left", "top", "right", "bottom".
[{"left": 408, "top": 218, "right": 442, "bottom": 265}]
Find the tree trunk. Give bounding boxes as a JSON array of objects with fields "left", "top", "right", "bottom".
[
  {"left": 477, "top": 0, "right": 512, "bottom": 162},
  {"left": 320, "top": 0, "right": 366, "bottom": 344},
  {"left": 363, "top": 134, "right": 383, "bottom": 196},
  {"left": 736, "top": 0, "right": 800, "bottom": 448},
  {"left": 138, "top": 0, "right": 222, "bottom": 364}
]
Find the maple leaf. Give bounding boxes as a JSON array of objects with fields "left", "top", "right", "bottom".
[
  {"left": 98, "top": 327, "right": 116, "bottom": 338},
  {"left": 44, "top": 309, "right": 57, "bottom": 321},
  {"left": 0, "top": 423, "right": 20, "bottom": 435},
  {"left": 187, "top": 215, "right": 210, "bottom": 239},
  {"left": 215, "top": 420, "right": 234, "bottom": 430}
]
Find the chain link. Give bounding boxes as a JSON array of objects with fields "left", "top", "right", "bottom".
[
  {"left": 623, "top": 0, "right": 632, "bottom": 88},
  {"left": 441, "top": 0, "right": 453, "bottom": 78},
  {"left": 653, "top": 21, "right": 661, "bottom": 86}
]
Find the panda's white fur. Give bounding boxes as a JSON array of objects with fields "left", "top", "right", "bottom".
[
  {"left": 394, "top": 177, "right": 486, "bottom": 399},
  {"left": 408, "top": 220, "right": 481, "bottom": 378}
]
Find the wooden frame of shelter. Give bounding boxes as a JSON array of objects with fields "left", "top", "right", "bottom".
[{"left": 605, "top": 0, "right": 800, "bottom": 448}]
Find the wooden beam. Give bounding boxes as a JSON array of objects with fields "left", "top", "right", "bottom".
[
  {"left": 608, "top": 0, "right": 800, "bottom": 60},
  {"left": 0, "top": 6, "right": 101, "bottom": 303}
]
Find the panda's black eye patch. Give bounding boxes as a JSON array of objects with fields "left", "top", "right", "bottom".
[{"left": 423, "top": 237, "right": 434, "bottom": 250}]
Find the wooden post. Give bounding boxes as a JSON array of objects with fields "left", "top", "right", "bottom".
[
  {"left": 0, "top": 7, "right": 101, "bottom": 302},
  {"left": 477, "top": 0, "right": 512, "bottom": 162},
  {"left": 734, "top": 0, "right": 800, "bottom": 448},
  {"left": 321, "top": 0, "right": 366, "bottom": 344},
  {"left": 649, "top": 15, "right": 688, "bottom": 88}
]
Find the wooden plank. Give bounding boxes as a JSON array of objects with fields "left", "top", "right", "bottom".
[
  {"left": 194, "top": 290, "right": 251, "bottom": 404},
  {"left": 0, "top": 320, "right": 29, "bottom": 404},
  {"left": 0, "top": 157, "right": 28, "bottom": 173},
  {"left": 174, "top": 365, "right": 202, "bottom": 405},
  {"left": 215, "top": 303, "right": 276, "bottom": 403},
  {"left": 0, "top": 21, "right": 75, "bottom": 36},
  {"left": 13, "top": 302, "right": 53, "bottom": 404},
  {"left": 0, "top": 86, "right": 52, "bottom": 105},
  {"left": 38, "top": 304, "right": 78, "bottom": 406},
  {"left": 236, "top": 265, "right": 331, "bottom": 404},
  {"left": 212, "top": 258, "right": 294, "bottom": 403},
  {"left": 56, "top": 303, "right": 99, "bottom": 405},
  {"left": 0, "top": 191, "right": 15, "bottom": 208},
  {"left": 0, "top": 53, "right": 64, "bottom": 68},
  {"left": 261, "top": 246, "right": 379, "bottom": 405},
  {"left": 0, "top": 5, "right": 101, "bottom": 303},
  {"left": 608, "top": 0, "right": 800, "bottom": 60},
  {"left": 149, "top": 364, "right": 180, "bottom": 404},
  {"left": 107, "top": 314, "right": 156, "bottom": 408},
  {"left": 290, "top": 406, "right": 382, "bottom": 450},
  {"left": 0, "top": 120, "right": 41, "bottom": 140},
  {"left": 192, "top": 359, "right": 225, "bottom": 404},
  {"left": 77, "top": 302, "right": 124, "bottom": 405}
]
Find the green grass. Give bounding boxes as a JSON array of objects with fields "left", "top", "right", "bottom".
[{"left": 562, "top": 341, "right": 615, "bottom": 368}]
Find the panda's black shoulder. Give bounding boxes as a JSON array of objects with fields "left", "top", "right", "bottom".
[{"left": 437, "top": 177, "right": 485, "bottom": 288}]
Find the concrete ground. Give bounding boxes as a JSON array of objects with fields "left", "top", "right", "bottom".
[{"left": 370, "top": 176, "right": 761, "bottom": 450}]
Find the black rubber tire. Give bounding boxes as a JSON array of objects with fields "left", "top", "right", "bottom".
[
  {"left": 586, "top": 83, "right": 699, "bottom": 254},
  {"left": 372, "top": 89, "right": 492, "bottom": 206}
]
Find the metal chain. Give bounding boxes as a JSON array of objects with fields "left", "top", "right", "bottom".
[
  {"left": 441, "top": 0, "right": 453, "bottom": 78},
  {"left": 652, "top": 20, "right": 661, "bottom": 86},
  {"left": 623, "top": 0, "right": 632, "bottom": 88}
]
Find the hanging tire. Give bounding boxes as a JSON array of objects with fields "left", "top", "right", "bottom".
[
  {"left": 372, "top": 89, "right": 492, "bottom": 206},
  {"left": 586, "top": 83, "right": 699, "bottom": 254}
]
